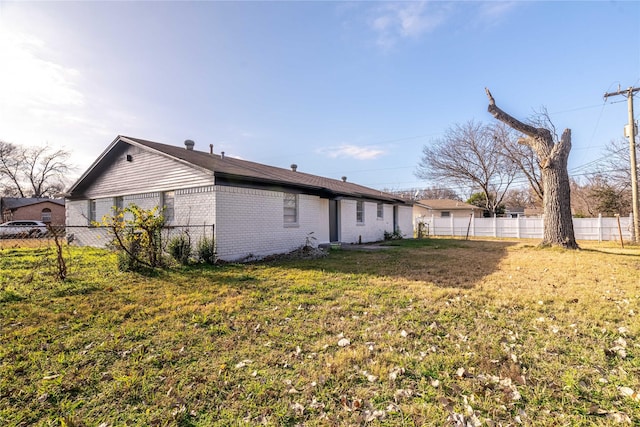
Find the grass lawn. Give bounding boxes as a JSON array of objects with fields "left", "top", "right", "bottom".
[{"left": 1, "top": 238, "right": 639, "bottom": 426}]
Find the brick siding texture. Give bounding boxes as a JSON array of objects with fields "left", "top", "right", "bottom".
[{"left": 3, "top": 202, "right": 65, "bottom": 225}]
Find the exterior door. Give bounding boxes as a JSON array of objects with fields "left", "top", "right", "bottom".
[
  {"left": 329, "top": 200, "right": 339, "bottom": 242},
  {"left": 393, "top": 205, "right": 398, "bottom": 232}
]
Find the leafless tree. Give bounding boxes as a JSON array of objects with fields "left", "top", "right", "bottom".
[
  {"left": 502, "top": 187, "right": 539, "bottom": 209},
  {"left": 415, "top": 120, "right": 519, "bottom": 215},
  {"left": 385, "top": 186, "right": 461, "bottom": 202},
  {"left": 486, "top": 89, "right": 577, "bottom": 249},
  {"left": 571, "top": 174, "right": 632, "bottom": 217},
  {"left": 495, "top": 123, "right": 544, "bottom": 202},
  {"left": 594, "top": 138, "right": 636, "bottom": 192},
  {"left": 0, "top": 140, "right": 71, "bottom": 197}
]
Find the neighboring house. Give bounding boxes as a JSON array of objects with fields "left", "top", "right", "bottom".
[
  {"left": 65, "top": 136, "right": 413, "bottom": 261},
  {"left": 414, "top": 199, "right": 483, "bottom": 220},
  {"left": 0, "top": 197, "right": 65, "bottom": 224},
  {"left": 524, "top": 207, "right": 544, "bottom": 217},
  {"left": 504, "top": 207, "right": 525, "bottom": 218},
  {"left": 505, "top": 206, "right": 544, "bottom": 218}
]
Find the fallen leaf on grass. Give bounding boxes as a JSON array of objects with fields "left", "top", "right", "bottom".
[
  {"left": 291, "top": 402, "right": 304, "bottom": 416},
  {"left": 388, "top": 366, "right": 405, "bottom": 381},
  {"left": 235, "top": 359, "right": 253, "bottom": 369},
  {"left": 607, "top": 412, "right": 632, "bottom": 424},
  {"left": 618, "top": 386, "right": 640, "bottom": 402},
  {"left": 42, "top": 374, "right": 60, "bottom": 380},
  {"left": 338, "top": 338, "right": 350, "bottom": 347}
]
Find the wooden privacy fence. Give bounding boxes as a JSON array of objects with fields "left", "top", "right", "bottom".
[{"left": 417, "top": 214, "right": 634, "bottom": 242}]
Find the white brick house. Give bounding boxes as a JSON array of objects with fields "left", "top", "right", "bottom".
[{"left": 65, "top": 136, "right": 413, "bottom": 261}]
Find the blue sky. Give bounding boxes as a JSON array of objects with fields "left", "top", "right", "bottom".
[{"left": 1, "top": 1, "right": 639, "bottom": 195}]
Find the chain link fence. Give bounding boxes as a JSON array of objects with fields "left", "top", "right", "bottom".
[
  {"left": 0, "top": 225, "right": 216, "bottom": 283},
  {"left": 0, "top": 225, "right": 215, "bottom": 250}
]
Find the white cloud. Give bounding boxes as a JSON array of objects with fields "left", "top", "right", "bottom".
[
  {"left": 0, "top": 27, "right": 140, "bottom": 177},
  {"left": 0, "top": 30, "right": 84, "bottom": 110},
  {"left": 365, "top": 1, "right": 519, "bottom": 49},
  {"left": 477, "top": 1, "right": 518, "bottom": 24},
  {"left": 368, "top": 1, "right": 450, "bottom": 49},
  {"left": 318, "top": 144, "right": 386, "bottom": 160}
]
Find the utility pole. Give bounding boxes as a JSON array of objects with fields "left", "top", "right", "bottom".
[{"left": 604, "top": 86, "right": 640, "bottom": 243}]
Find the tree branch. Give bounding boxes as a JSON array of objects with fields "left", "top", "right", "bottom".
[{"left": 485, "top": 88, "right": 552, "bottom": 141}]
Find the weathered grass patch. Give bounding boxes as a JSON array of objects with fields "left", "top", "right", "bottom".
[{"left": 1, "top": 239, "right": 639, "bottom": 426}]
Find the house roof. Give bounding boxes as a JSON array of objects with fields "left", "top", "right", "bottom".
[
  {"left": 1, "top": 197, "right": 65, "bottom": 210},
  {"left": 415, "top": 199, "right": 482, "bottom": 211},
  {"left": 67, "top": 135, "right": 409, "bottom": 204}
]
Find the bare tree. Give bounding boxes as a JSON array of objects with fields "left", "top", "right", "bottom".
[
  {"left": 595, "top": 138, "right": 636, "bottom": 193},
  {"left": 502, "top": 187, "right": 539, "bottom": 209},
  {"left": 385, "top": 186, "right": 462, "bottom": 202},
  {"left": 571, "top": 174, "right": 632, "bottom": 217},
  {"left": 496, "top": 123, "right": 544, "bottom": 202},
  {"left": 0, "top": 141, "right": 71, "bottom": 197},
  {"left": 415, "top": 120, "right": 519, "bottom": 215},
  {"left": 486, "top": 88, "right": 577, "bottom": 249}
]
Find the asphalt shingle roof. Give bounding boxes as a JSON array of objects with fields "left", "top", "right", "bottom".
[
  {"left": 124, "top": 136, "right": 408, "bottom": 203},
  {"left": 71, "top": 136, "right": 408, "bottom": 204},
  {"left": 416, "top": 199, "right": 481, "bottom": 210}
]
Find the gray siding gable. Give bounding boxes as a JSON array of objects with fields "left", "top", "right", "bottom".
[{"left": 72, "top": 143, "right": 214, "bottom": 199}]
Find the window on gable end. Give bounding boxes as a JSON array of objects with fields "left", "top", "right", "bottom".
[
  {"left": 41, "top": 208, "right": 52, "bottom": 223},
  {"left": 283, "top": 193, "right": 298, "bottom": 225}
]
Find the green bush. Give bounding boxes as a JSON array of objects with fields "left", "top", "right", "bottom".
[
  {"left": 197, "top": 236, "right": 216, "bottom": 265},
  {"left": 168, "top": 234, "right": 192, "bottom": 265},
  {"left": 384, "top": 228, "right": 403, "bottom": 240}
]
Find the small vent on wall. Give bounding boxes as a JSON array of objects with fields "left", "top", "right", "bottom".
[{"left": 126, "top": 154, "right": 133, "bottom": 162}]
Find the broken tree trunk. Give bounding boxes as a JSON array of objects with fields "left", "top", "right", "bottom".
[{"left": 485, "top": 88, "right": 578, "bottom": 249}]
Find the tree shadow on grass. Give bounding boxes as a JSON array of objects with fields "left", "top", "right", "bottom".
[{"left": 280, "top": 238, "right": 519, "bottom": 290}]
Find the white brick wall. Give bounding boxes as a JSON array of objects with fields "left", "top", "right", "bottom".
[
  {"left": 214, "top": 186, "right": 329, "bottom": 261},
  {"left": 66, "top": 186, "right": 414, "bottom": 259},
  {"left": 174, "top": 187, "right": 215, "bottom": 226},
  {"left": 339, "top": 200, "right": 397, "bottom": 244},
  {"left": 66, "top": 200, "right": 89, "bottom": 226},
  {"left": 397, "top": 205, "right": 414, "bottom": 237},
  {"left": 123, "top": 193, "right": 161, "bottom": 212}
]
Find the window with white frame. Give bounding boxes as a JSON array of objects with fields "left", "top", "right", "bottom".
[
  {"left": 377, "top": 202, "right": 383, "bottom": 220},
  {"left": 356, "top": 200, "right": 364, "bottom": 223},
  {"left": 283, "top": 193, "right": 298, "bottom": 224}
]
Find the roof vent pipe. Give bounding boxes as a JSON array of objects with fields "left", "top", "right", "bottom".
[
  {"left": 221, "top": 151, "right": 225, "bottom": 159},
  {"left": 209, "top": 144, "right": 214, "bottom": 155},
  {"left": 341, "top": 176, "right": 347, "bottom": 182},
  {"left": 291, "top": 164, "right": 297, "bottom": 172},
  {"left": 184, "top": 139, "right": 195, "bottom": 151}
]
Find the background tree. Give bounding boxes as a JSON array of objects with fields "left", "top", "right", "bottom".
[
  {"left": 0, "top": 140, "right": 71, "bottom": 197},
  {"left": 486, "top": 88, "right": 577, "bottom": 249},
  {"left": 594, "top": 138, "right": 635, "bottom": 194},
  {"left": 415, "top": 120, "right": 519, "bottom": 216},
  {"left": 502, "top": 187, "right": 539, "bottom": 209},
  {"left": 570, "top": 175, "right": 631, "bottom": 217},
  {"left": 496, "top": 122, "right": 544, "bottom": 203},
  {"left": 386, "top": 186, "right": 462, "bottom": 202},
  {"left": 467, "top": 192, "right": 504, "bottom": 216}
]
